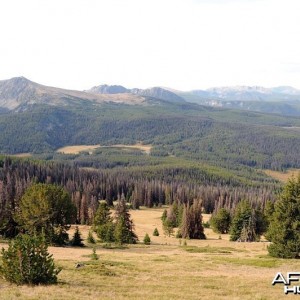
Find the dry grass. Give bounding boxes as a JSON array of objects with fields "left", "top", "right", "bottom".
[
  {"left": 264, "top": 169, "right": 300, "bottom": 182},
  {"left": 56, "top": 145, "right": 101, "bottom": 154},
  {"left": 0, "top": 208, "right": 298, "bottom": 299},
  {"left": 102, "top": 143, "right": 152, "bottom": 155},
  {"left": 56, "top": 143, "right": 152, "bottom": 155},
  {"left": 8, "top": 153, "right": 32, "bottom": 158}
]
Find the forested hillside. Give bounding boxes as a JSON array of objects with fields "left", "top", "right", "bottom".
[
  {"left": 0, "top": 157, "right": 277, "bottom": 236},
  {"left": 1, "top": 101, "right": 300, "bottom": 172},
  {"left": 0, "top": 77, "right": 300, "bottom": 192}
]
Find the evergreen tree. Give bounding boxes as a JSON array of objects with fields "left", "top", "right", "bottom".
[
  {"left": 210, "top": 208, "right": 231, "bottom": 234},
  {"left": 264, "top": 200, "right": 275, "bottom": 229},
  {"left": 180, "top": 200, "right": 206, "bottom": 239},
  {"left": 0, "top": 233, "right": 61, "bottom": 285},
  {"left": 70, "top": 226, "right": 84, "bottom": 247},
  {"left": 266, "top": 175, "right": 300, "bottom": 258},
  {"left": 87, "top": 230, "right": 96, "bottom": 244},
  {"left": 17, "top": 183, "right": 76, "bottom": 245},
  {"left": 114, "top": 196, "right": 138, "bottom": 244},
  {"left": 161, "top": 209, "right": 168, "bottom": 223},
  {"left": 163, "top": 219, "right": 174, "bottom": 237},
  {"left": 93, "top": 201, "right": 115, "bottom": 243},
  {"left": 230, "top": 200, "right": 252, "bottom": 241},
  {"left": 91, "top": 247, "right": 99, "bottom": 260},
  {"left": 143, "top": 233, "right": 151, "bottom": 245},
  {"left": 180, "top": 204, "right": 191, "bottom": 239},
  {"left": 153, "top": 228, "right": 159, "bottom": 236},
  {"left": 230, "top": 200, "right": 265, "bottom": 241}
]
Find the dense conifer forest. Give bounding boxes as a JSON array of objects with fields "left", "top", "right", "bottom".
[{"left": 0, "top": 157, "right": 278, "bottom": 237}]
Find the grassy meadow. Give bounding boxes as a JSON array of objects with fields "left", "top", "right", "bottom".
[
  {"left": 56, "top": 144, "right": 152, "bottom": 155},
  {"left": 0, "top": 208, "right": 298, "bottom": 300},
  {"left": 264, "top": 169, "right": 300, "bottom": 183}
]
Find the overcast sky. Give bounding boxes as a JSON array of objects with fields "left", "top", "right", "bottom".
[{"left": 1, "top": 0, "right": 300, "bottom": 90}]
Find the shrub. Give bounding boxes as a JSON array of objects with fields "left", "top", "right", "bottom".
[
  {"left": 87, "top": 230, "right": 96, "bottom": 244},
  {"left": 143, "top": 233, "right": 151, "bottom": 245},
  {"left": 153, "top": 228, "right": 159, "bottom": 236},
  {"left": 0, "top": 234, "right": 61, "bottom": 285},
  {"left": 203, "top": 221, "right": 210, "bottom": 229},
  {"left": 91, "top": 247, "right": 99, "bottom": 260}
]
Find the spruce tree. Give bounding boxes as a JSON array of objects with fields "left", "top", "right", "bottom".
[
  {"left": 180, "top": 200, "right": 206, "bottom": 239},
  {"left": 210, "top": 208, "right": 231, "bottom": 234},
  {"left": 114, "top": 196, "right": 138, "bottom": 244},
  {"left": 87, "top": 230, "right": 96, "bottom": 244},
  {"left": 230, "top": 200, "right": 265, "bottom": 242},
  {"left": 162, "top": 219, "right": 174, "bottom": 237},
  {"left": 17, "top": 183, "right": 76, "bottom": 245},
  {"left": 70, "top": 226, "right": 84, "bottom": 247},
  {"left": 0, "top": 233, "right": 61, "bottom": 285},
  {"left": 161, "top": 209, "right": 168, "bottom": 223},
  {"left": 153, "top": 228, "right": 159, "bottom": 236},
  {"left": 93, "top": 201, "right": 115, "bottom": 243},
  {"left": 266, "top": 175, "right": 300, "bottom": 258},
  {"left": 143, "top": 233, "right": 151, "bottom": 245},
  {"left": 230, "top": 200, "right": 252, "bottom": 241}
]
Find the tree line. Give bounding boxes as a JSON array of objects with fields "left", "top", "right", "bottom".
[{"left": 0, "top": 157, "right": 279, "bottom": 238}]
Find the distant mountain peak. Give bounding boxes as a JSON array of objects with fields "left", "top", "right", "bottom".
[
  {"left": 88, "top": 84, "right": 129, "bottom": 94},
  {"left": 5, "top": 76, "right": 35, "bottom": 86},
  {"left": 130, "top": 87, "right": 186, "bottom": 103},
  {"left": 88, "top": 84, "right": 186, "bottom": 103}
]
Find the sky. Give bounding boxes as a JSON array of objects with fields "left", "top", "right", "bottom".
[{"left": 1, "top": 0, "right": 300, "bottom": 91}]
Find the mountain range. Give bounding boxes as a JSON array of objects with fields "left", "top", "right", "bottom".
[
  {"left": 0, "top": 76, "right": 300, "bottom": 177},
  {"left": 1, "top": 76, "right": 300, "bottom": 116},
  {"left": 0, "top": 77, "right": 185, "bottom": 112}
]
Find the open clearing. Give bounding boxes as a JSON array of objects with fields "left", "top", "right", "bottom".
[
  {"left": 7, "top": 153, "right": 32, "bottom": 158},
  {"left": 264, "top": 169, "right": 300, "bottom": 182},
  {"left": 56, "top": 144, "right": 101, "bottom": 154},
  {"left": 56, "top": 143, "right": 152, "bottom": 155},
  {"left": 0, "top": 207, "right": 298, "bottom": 300}
]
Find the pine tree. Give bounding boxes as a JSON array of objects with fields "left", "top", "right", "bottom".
[
  {"left": 153, "top": 228, "right": 159, "bottom": 236},
  {"left": 161, "top": 209, "right": 168, "bottom": 223},
  {"left": 230, "top": 200, "right": 265, "bottom": 242},
  {"left": 210, "top": 208, "right": 231, "bottom": 234},
  {"left": 143, "top": 233, "right": 151, "bottom": 245},
  {"left": 180, "top": 200, "right": 206, "bottom": 239},
  {"left": 189, "top": 200, "right": 206, "bottom": 239},
  {"left": 163, "top": 219, "right": 174, "bottom": 237},
  {"left": 70, "top": 226, "right": 84, "bottom": 247},
  {"left": 93, "top": 201, "right": 115, "bottom": 243},
  {"left": 0, "top": 233, "right": 61, "bottom": 285},
  {"left": 266, "top": 175, "right": 300, "bottom": 258},
  {"left": 87, "top": 230, "right": 96, "bottom": 244},
  {"left": 114, "top": 196, "right": 138, "bottom": 244},
  {"left": 230, "top": 200, "right": 252, "bottom": 241},
  {"left": 91, "top": 247, "right": 99, "bottom": 260},
  {"left": 264, "top": 200, "right": 275, "bottom": 229},
  {"left": 17, "top": 183, "right": 76, "bottom": 245}
]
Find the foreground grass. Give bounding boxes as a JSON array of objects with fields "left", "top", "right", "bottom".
[{"left": 0, "top": 209, "right": 299, "bottom": 299}]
